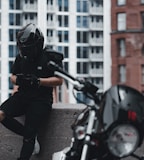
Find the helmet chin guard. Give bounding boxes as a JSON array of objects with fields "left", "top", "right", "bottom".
[{"left": 17, "top": 23, "right": 44, "bottom": 60}]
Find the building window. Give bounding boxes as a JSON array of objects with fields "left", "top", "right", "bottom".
[
  {"left": 9, "top": 13, "right": 21, "bottom": 26},
  {"left": 9, "top": 61, "right": 14, "bottom": 73},
  {"left": 24, "top": 13, "right": 37, "bottom": 22},
  {"left": 9, "top": 29, "right": 19, "bottom": 41},
  {"left": 64, "top": 62, "right": 69, "bottom": 72},
  {"left": 64, "top": 16, "right": 68, "bottom": 27},
  {"left": 117, "top": 39, "right": 126, "bottom": 57},
  {"left": 58, "top": 31, "right": 69, "bottom": 43},
  {"left": 117, "top": 13, "right": 126, "bottom": 31},
  {"left": 9, "top": 77, "right": 13, "bottom": 90},
  {"left": 119, "top": 65, "right": 126, "bottom": 82},
  {"left": 47, "top": 0, "right": 53, "bottom": 5},
  {"left": 9, "top": 45, "right": 18, "bottom": 57},
  {"left": 57, "top": 46, "right": 69, "bottom": 58},
  {"left": 141, "top": 12, "right": 144, "bottom": 29},
  {"left": 47, "top": 14, "right": 53, "bottom": 21},
  {"left": 9, "top": 29, "right": 14, "bottom": 41},
  {"left": 9, "top": 0, "right": 14, "bottom": 9},
  {"left": 9, "top": 0, "right": 21, "bottom": 9},
  {"left": 9, "top": 14, "right": 14, "bottom": 25},
  {"left": 77, "top": 62, "right": 88, "bottom": 74},
  {"left": 96, "top": 62, "right": 103, "bottom": 69},
  {"left": 77, "top": 16, "right": 88, "bottom": 28},
  {"left": 96, "top": 0, "right": 103, "bottom": 7},
  {"left": 77, "top": 31, "right": 88, "bottom": 43},
  {"left": 88, "top": 77, "right": 103, "bottom": 86},
  {"left": 58, "top": 15, "right": 69, "bottom": 27},
  {"left": 117, "top": 0, "right": 126, "bottom": 6},
  {"left": 64, "top": 31, "right": 68, "bottom": 42},
  {"left": 47, "top": 29, "right": 53, "bottom": 37},
  {"left": 30, "top": 13, "right": 34, "bottom": 20},
  {"left": 141, "top": 0, "right": 144, "bottom": 4},
  {"left": 58, "top": 31, "right": 62, "bottom": 42},
  {"left": 64, "top": 46, "right": 69, "bottom": 58},
  {"left": 58, "top": 0, "right": 68, "bottom": 11},
  {"left": 30, "top": 0, "right": 34, "bottom": 4},
  {"left": 142, "top": 65, "right": 144, "bottom": 84},
  {"left": 64, "top": 0, "right": 68, "bottom": 11},
  {"left": 76, "top": 92, "right": 90, "bottom": 103},
  {"left": 90, "top": 0, "right": 103, "bottom": 7},
  {"left": 16, "top": 14, "right": 21, "bottom": 25},
  {"left": 77, "top": 47, "right": 88, "bottom": 58},
  {"left": 77, "top": 0, "right": 88, "bottom": 13}
]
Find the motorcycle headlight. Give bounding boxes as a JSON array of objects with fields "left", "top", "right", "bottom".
[
  {"left": 107, "top": 124, "right": 139, "bottom": 158},
  {"left": 75, "top": 126, "right": 86, "bottom": 140}
]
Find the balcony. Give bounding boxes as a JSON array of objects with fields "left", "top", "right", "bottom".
[
  {"left": 47, "top": 20, "right": 58, "bottom": 29},
  {"left": 89, "top": 53, "right": 103, "bottom": 61},
  {"left": 89, "top": 68, "right": 103, "bottom": 76},
  {"left": 23, "top": 4, "right": 37, "bottom": 12},
  {"left": 89, "top": 6, "right": 103, "bottom": 15},
  {"left": 89, "top": 22, "right": 103, "bottom": 30},
  {"left": 89, "top": 38, "right": 103, "bottom": 46},
  {"left": 47, "top": 5, "right": 58, "bottom": 13},
  {"left": 47, "top": 36, "right": 58, "bottom": 44}
]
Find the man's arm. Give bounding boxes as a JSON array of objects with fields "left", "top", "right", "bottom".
[
  {"left": 10, "top": 74, "right": 17, "bottom": 85},
  {"left": 10, "top": 74, "right": 63, "bottom": 87},
  {"left": 39, "top": 77, "right": 63, "bottom": 87}
]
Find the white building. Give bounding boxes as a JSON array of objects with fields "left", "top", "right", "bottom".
[{"left": 0, "top": 0, "right": 111, "bottom": 104}]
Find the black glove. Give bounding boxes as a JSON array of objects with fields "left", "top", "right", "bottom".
[{"left": 16, "top": 74, "right": 40, "bottom": 88}]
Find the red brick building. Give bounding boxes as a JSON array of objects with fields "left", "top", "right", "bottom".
[{"left": 111, "top": 0, "right": 144, "bottom": 92}]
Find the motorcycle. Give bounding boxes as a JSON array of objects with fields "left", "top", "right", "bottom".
[{"left": 48, "top": 61, "right": 144, "bottom": 160}]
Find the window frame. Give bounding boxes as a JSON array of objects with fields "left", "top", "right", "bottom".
[
  {"left": 117, "top": 13, "right": 126, "bottom": 31},
  {"left": 119, "top": 65, "right": 126, "bottom": 83},
  {"left": 117, "top": 38, "right": 126, "bottom": 57},
  {"left": 117, "top": 0, "right": 126, "bottom": 6}
]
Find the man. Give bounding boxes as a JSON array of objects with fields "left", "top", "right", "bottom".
[{"left": 0, "top": 23, "right": 63, "bottom": 160}]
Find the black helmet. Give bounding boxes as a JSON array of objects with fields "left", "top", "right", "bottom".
[{"left": 17, "top": 23, "right": 44, "bottom": 60}]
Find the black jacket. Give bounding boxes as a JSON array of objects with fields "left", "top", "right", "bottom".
[{"left": 11, "top": 49, "right": 63, "bottom": 99}]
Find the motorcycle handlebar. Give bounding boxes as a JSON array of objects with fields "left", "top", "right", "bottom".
[
  {"left": 48, "top": 61, "right": 99, "bottom": 101},
  {"left": 48, "top": 61, "right": 83, "bottom": 88}
]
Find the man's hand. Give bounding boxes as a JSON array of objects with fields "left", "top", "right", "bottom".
[{"left": 16, "top": 74, "right": 40, "bottom": 88}]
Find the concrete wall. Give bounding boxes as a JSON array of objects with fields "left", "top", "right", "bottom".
[{"left": 0, "top": 103, "right": 85, "bottom": 160}]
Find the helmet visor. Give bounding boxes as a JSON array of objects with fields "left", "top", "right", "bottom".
[{"left": 18, "top": 44, "right": 35, "bottom": 58}]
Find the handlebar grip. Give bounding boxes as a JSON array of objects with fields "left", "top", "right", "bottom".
[{"left": 82, "top": 81, "right": 99, "bottom": 94}]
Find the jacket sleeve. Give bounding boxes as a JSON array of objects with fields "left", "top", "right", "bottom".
[{"left": 11, "top": 55, "right": 21, "bottom": 75}]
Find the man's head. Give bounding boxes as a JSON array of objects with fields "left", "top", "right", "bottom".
[{"left": 17, "top": 23, "right": 44, "bottom": 60}]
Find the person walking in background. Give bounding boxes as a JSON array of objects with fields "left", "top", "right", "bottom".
[{"left": 0, "top": 23, "right": 63, "bottom": 160}]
